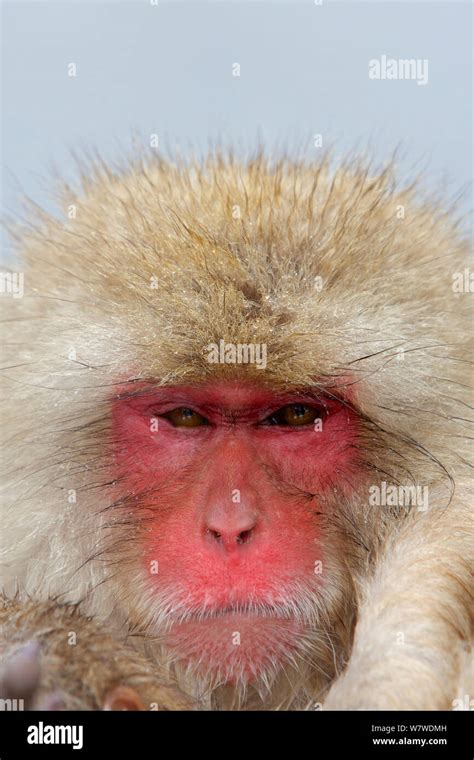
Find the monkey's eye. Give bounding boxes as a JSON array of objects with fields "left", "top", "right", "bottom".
[
  {"left": 264, "top": 404, "right": 322, "bottom": 427},
  {"left": 161, "top": 407, "right": 209, "bottom": 428}
]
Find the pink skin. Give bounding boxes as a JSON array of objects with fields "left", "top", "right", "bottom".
[{"left": 112, "top": 381, "right": 359, "bottom": 680}]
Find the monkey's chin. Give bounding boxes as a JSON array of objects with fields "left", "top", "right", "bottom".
[{"left": 164, "top": 613, "right": 304, "bottom": 684}]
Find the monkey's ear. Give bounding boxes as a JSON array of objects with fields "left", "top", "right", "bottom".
[{"left": 102, "top": 685, "right": 145, "bottom": 711}]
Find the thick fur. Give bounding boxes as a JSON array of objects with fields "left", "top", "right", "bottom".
[
  {"left": 0, "top": 595, "right": 195, "bottom": 710},
  {"left": 0, "top": 152, "right": 472, "bottom": 709}
]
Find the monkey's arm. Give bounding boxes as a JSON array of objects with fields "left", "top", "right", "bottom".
[
  {"left": 324, "top": 499, "right": 474, "bottom": 710},
  {"left": 0, "top": 595, "right": 195, "bottom": 710}
]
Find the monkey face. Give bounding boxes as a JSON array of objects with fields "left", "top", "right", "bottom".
[{"left": 109, "top": 380, "right": 360, "bottom": 683}]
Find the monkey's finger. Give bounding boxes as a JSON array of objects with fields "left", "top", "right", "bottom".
[
  {"left": 0, "top": 640, "right": 41, "bottom": 709},
  {"left": 36, "top": 691, "right": 66, "bottom": 710},
  {"left": 102, "top": 685, "right": 146, "bottom": 711}
]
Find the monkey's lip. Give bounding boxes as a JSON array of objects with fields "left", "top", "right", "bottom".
[
  {"left": 164, "top": 608, "right": 304, "bottom": 681},
  {"left": 173, "top": 602, "right": 295, "bottom": 623}
]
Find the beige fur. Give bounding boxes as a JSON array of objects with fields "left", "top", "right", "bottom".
[{"left": 0, "top": 152, "right": 472, "bottom": 709}]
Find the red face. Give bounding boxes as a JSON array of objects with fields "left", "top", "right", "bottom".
[{"left": 112, "top": 381, "right": 359, "bottom": 683}]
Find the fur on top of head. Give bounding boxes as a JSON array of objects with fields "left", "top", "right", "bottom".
[{"left": 4, "top": 151, "right": 470, "bottom": 431}]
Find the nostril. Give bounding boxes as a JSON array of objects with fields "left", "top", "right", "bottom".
[
  {"left": 206, "top": 527, "right": 254, "bottom": 545},
  {"left": 236, "top": 529, "right": 252, "bottom": 545}
]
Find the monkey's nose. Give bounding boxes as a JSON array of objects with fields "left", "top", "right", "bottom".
[
  {"left": 207, "top": 527, "right": 254, "bottom": 546},
  {"left": 204, "top": 514, "right": 257, "bottom": 548}
]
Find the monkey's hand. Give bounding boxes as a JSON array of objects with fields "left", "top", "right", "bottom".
[
  {"left": 323, "top": 500, "right": 474, "bottom": 710},
  {"left": 0, "top": 595, "right": 196, "bottom": 711}
]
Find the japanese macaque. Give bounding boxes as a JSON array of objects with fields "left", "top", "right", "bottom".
[{"left": 0, "top": 153, "right": 472, "bottom": 711}]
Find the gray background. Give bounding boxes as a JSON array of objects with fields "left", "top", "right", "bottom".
[{"left": 1, "top": 0, "right": 472, "bottom": 229}]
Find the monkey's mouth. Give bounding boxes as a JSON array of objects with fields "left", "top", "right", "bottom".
[
  {"left": 162, "top": 603, "right": 307, "bottom": 683},
  {"left": 175, "top": 602, "right": 294, "bottom": 623}
]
